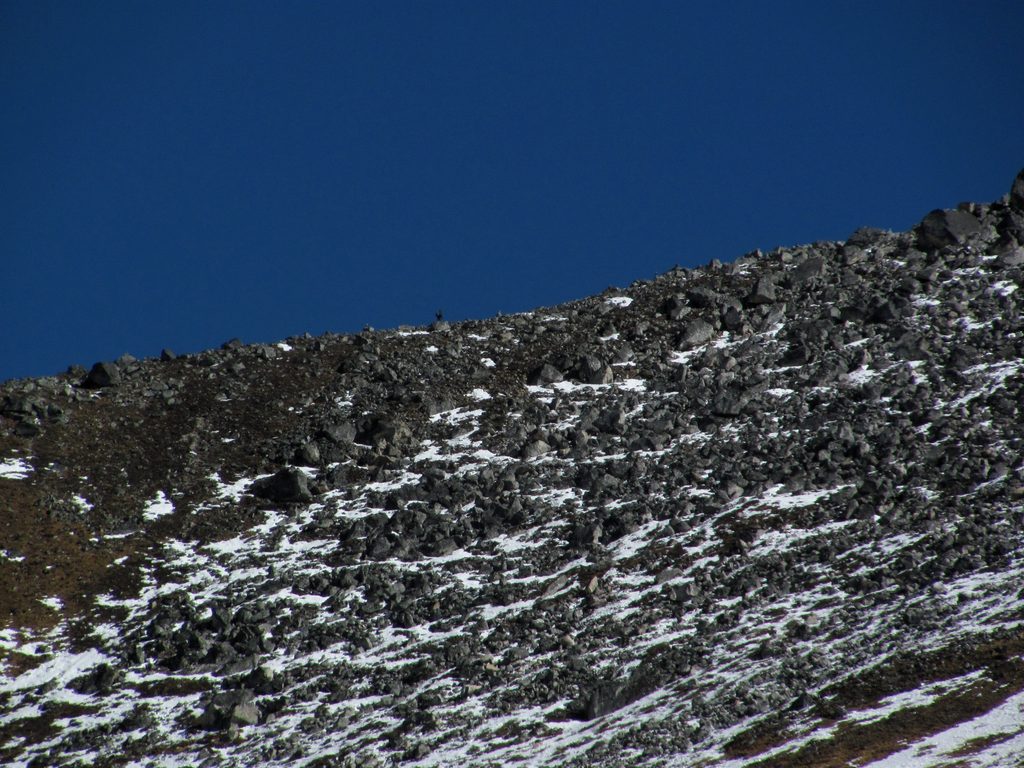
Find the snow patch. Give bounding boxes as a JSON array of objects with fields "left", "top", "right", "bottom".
[
  {"left": 0, "top": 457, "right": 32, "bottom": 480},
  {"left": 142, "top": 491, "right": 175, "bottom": 522}
]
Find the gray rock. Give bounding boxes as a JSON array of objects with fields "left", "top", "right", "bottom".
[
  {"left": 687, "top": 286, "right": 720, "bottom": 308},
  {"left": 82, "top": 361, "right": 121, "bottom": 388},
  {"left": 231, "top": 701, "right": 261, "bottom": 726},
  {"left": 846, "top": 227, "right": 888, "bottom": 247},
  {"left": 356, "top": 418, "right": 414, "bottom": 453},
  {"left": 576, "top": 355, "right": 613, "bottom": 385},
  {"left": 997, "top": 248, "right": 1024, "bottom": 268},
  {"left": 712, "top": 391, "right": 746, "bottom": 417},
  {"left": 1011, "top": 168, "right": 1024, "bottom": 211},
  {"left": 251, "top": 467, "right": 313, "bottom": 503},
  {"left": 790, "top": 257, "right": 824, "bottom": 285},
  {"left": 14, "top": 420, "right": 40, "bottom": 437},
  {"left": 656, "top": 568, "right": 684, "bottom": 584},
  {"left": 293, "top": 443, "right": 321, "bottom": 466},
  {"left": 527, "top": 363, "right": 564, "bottom": 385},
  {"left": 321, "top": 422, "right": 357, "bottom": 444},
  {"left": 916, "top": 209, "right": 981, "bottom": 251},
  {"left": 722, "top": 305, "right": 745, "bottom": 331},
  {"left": 661, "top": 296, "right": 690, "bottom": 320},
  {"left": 521, "top": 440, "right": 551, "bottom": 459},
  {"left": 199, "top": 689, "right": 259, "bottom": 729},
  {"left": 679, "top": 319, "right": 715, "bottom": 348},
  {"left": 746, "top": 276, "right": 777, "bottom": 306}
]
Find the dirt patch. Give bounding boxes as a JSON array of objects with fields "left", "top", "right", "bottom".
[
  {"left": 728, "top": 631, "right": 1024, "bottom": 767},
  {"left": 750, "top": 676, "right": 1024, "bottom": 768},
  {"left": 0, "top": 475, "right": 134, "bottom": 633},
  {"left": 0, "top": 700, "right": 97, "bottom": 756},
  {"left": 947, "top": 729, "right": 1020, "bottom": 757}
]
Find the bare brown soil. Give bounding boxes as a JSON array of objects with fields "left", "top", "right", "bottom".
[{"left": 726, "top": 632, "right": 1024, "bottom": 767}]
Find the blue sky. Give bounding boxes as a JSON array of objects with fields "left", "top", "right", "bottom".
[{"left": 2, "top": 2, "right": 1022, "bottom": 382}]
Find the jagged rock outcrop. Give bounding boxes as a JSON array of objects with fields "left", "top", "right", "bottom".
[{"left": 1, "top": 170, "right": 1023, "bottom": 767}]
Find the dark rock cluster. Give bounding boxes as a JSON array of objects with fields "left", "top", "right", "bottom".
[{"left": 1, "top": 170, "right": 1023, "bottom": 767}]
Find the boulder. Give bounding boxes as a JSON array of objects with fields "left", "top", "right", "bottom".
[
  {"left": 687, "top": 286, "right": 721, "bottom": 308},
  {"left": 356, "top": 418, "right": 414, "bottom": 453},
  {"left": 916, "top": 209, "right": 981, "bottom": 251},
  {"left": 521, "top": 439, "right": 551, "bottom": 459},
  {"left": 321, "top": 421, "right": 357, "bottom": 444},
  {"left": 575, "top": 355, "right": 613, "bottom": 385},
  {"left": 527, "top": 363, "right": 564, "bottom": 385},
  {"left": 82, "top": 361, "right": 121, "bottom": 388},
  {"left": 679, "top": 319, "right": 715, "bottom": 348},
  {"left": 746, "top": 276, "right": 777, "bottom": 306},
  {"left": 251, "top": 467, "right": 313, "bottom": 503},
  {"left": 661, "top": 295, "right": 690, "bottom": 320},
  {"left": 790, "top": 257, "right": 824, "bottom": 285},
  {"left": 293, "top": 442, "right": 321, "bottom": 466},
  {"left": 846, "top": 226, "right": 888, "bottom": 247},
  {"left": 712, "top": 391, "right": 746, "bottom": 417},
  {"left": 1011, "top": 168, "right": 1024, "bottom": 211},
  {"left": 198, "top": 689, "right": 260, "bottom": 729}
]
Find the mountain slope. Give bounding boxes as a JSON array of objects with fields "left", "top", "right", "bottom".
[{"left": 2, "top": 171, "right": 1024, "bottom": 767}]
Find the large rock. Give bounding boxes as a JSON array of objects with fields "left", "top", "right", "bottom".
[
  {"left": 527, "top": 363, "right": 564, "bottom": 385},
  {"left": 679, "top": 319, "right": 715, "bottom": 348},
  {"left": 198, "top": 689, "right": 260, "bottom": 729},
  {"left": 521, "top": 439, "right": 551, "bottom": 459},
  {"left": 575, "top": 355, "right": 613, "bottom": 385},
  {"left": 745, "top": 275, "right": 777, "bottom": 306},
  {"left": 1010, "top": 168, "right": 1024, "bottom": 211},
  {"left": 846, "top": 226, "right": 888, "bottom": 247},
  {"left": 356, "top": 418, "right": 414, "bottom": 454},
  {"left": 916, "top": 209, "right": 981, "bottom": 251},
  {"left": 712, "top": 390, "right": 747, "bottom": 417},
  {"left": 687, "top": 286, "right": 721, "bottom": 308},
  {"left": 661, "top": 295, "right": 690, "bottom": 320},
  {"left": 789, "top": 257, "right": 824, "bottom": 285},
  {"left": 320, "top": 421, "right": 357, "bottom": 444},
  {"left": 82, "top": 361, "right": 121, "bottom": 388},
  {"left": 251, "top": 468, "right": 313, "bottom": 503}
]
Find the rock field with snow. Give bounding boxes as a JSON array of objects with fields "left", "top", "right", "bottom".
[{"left": 2, "top": 170, "right": 1024, "bottom": 766}]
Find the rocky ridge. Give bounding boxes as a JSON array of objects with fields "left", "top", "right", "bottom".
[{"left": 1, "top": 170, "right": 1024, "bottom": 766}]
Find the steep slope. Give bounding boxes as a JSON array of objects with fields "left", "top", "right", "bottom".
[{"left": 2, "top": 171, "right": 1024, "bottom": 768}]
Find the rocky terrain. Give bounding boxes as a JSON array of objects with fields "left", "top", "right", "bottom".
[{"left": 2, "top": 170, "right": 1024, "bottom": 767}]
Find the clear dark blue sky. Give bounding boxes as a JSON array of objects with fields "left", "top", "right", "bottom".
[{"left": 2, "top": 2, "right": 1022, "bottom": 382}]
